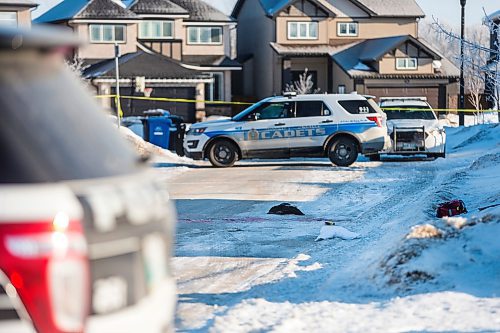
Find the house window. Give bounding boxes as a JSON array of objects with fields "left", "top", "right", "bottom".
[
  {"left": 0, "top": 12, "right": 17, "bottom": 27},
  {"left": 338, "top": 85, "right": 346, "bottom": 94},
  {"left": 187, "top": 27, "right": 222, "bottom": 44},
  {"left": 288, "top": 22, "right": 318, "bottom": 39},
  {"left": 396, "top": 58, "right": 418, "bottom": 70},
  {"left": 204, "top": 72, "right": 224, "bottom": 101},
  {"left": 139, "top": 21, "right": 173, "bottom": 39},
  {"left": 337, "top": 22, "right": 358, "bottom": 37},
  {"left": 89, "top": 24, "right": 126, "bottom": 43}
]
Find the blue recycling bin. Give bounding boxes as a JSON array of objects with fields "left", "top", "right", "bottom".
[{"left": 146, "top": 116, "right": 172, "bottom": 149}]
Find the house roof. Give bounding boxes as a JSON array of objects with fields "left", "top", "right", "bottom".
[
  {"left": 270, "top": 42, "right": 357, "bottom": 56},
  {"left": 0, "top": 0, "right": 37, "bottom": 7},
  {"left": 35, "top": 0, "right": 138, "bottom": 23},
  {"left": 351, "top": 0, "right": 424, "bottom": 18},
  {"left": 232, "top": 0, "right": 424, "bottom": 18},
  {"left": 83, "top": 50, "right": 210, "bottom": 80},
  {"left": 486, "top": 10, "right": 500, "bottom": 23},
  {"left": 331, "top": 35, "right": 459, "bottom": 79},
  {"left": 129, "top": 0, "right": 189, "bottom": 15},
  {"left": 169, "top": 0, "right": 232, "bottom": 22},
  {"left": 182, "top": 55, "right": 241, "bottom": 68}
]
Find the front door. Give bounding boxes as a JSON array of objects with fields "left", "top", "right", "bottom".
[{"left": 237, "top": 101, "right": 294, "bottom": 158}]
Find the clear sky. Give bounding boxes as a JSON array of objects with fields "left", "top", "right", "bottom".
[
  {"left": 34, "top": 0, "right": 499, "bottom": 26},
  {"left": 415, "top": 0, "right": 498, "bottom": 27}
]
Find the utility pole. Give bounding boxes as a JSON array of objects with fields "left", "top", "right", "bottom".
[
  {"left": 114, "top": 43, "right": 121, "bottom": 128},
  {"left": 459, "top": 0, "right": 466, "bottom": 126}
]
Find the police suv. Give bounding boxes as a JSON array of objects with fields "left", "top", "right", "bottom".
[{"left": 184, "top": 93, "right": 388, "bottom": 167}]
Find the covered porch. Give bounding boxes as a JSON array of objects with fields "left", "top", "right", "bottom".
[{"left": 270, "top": 42, "right": 355, "bottom": 94}]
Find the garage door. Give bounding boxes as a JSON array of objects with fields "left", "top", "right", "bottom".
[
  {"left": 113, "top": 87, "right": 196, "bottom": 123},
  {"left": 366, "top": 87, "right": 440, "bottom": 108}
]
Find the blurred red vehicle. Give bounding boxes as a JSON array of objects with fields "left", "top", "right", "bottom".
[{"left": 0, "top": 26, "right": 176, "bottom": 333}]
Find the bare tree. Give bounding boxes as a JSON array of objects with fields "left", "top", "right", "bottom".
[
  {"left": 285, "top": 68, "right": 321, "bottom": 94},
  {"left": 65, "top": 56, "right": 88, "bottom": 77},
  {"left": 431, "top": 15, "right": 500, "bottom": 123}
]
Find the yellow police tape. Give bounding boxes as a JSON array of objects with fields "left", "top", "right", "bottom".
[
  {"left": 96, "top": 94, "right": 254, "bottom": 105},
  {"left": 381, "top": 107, "right": 500, "bottom": 113},
  {"left": 96, "top": 95, "right": 500, "bottom": 113}
]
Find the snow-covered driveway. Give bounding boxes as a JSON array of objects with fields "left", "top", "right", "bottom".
[{"left": 160, "top": 124, "right": 500, "bottom": 332}]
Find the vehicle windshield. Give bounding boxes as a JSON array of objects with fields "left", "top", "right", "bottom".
[
  {"left": 382, "top": 105, "right": 437, "bottom": 120},
  {"left": 232, "top": 101, "right": 266, "bottom": 121}
]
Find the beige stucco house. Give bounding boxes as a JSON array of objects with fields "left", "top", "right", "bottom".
[
  {"left": 0, "top": 0, "right": 37, "bottom": 27},
  {"left": 232, "top": 0, "right": 459, "bottom": 109},
  {"left": 35, "top": 0, "right": 240, "bottom": 122}
]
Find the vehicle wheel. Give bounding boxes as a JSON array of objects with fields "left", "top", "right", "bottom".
[
  {"left": 368, "top": 154, "right": 380, "bottom": 161},
  {"left": 207, "top": 140, "right": 238, "bottom": 167},
  {"left": 328, "top": 137, "right": 359, "bottom": 167}
]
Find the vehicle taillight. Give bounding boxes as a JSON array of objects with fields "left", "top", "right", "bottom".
[
  {"left": 367, "top": 116, "right": 382, "bottom": 127},
  {"left": 0, "top": 212, "right": 89, "bottom": 333}
]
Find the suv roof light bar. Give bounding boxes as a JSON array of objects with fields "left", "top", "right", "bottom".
[
  {"left": 379, "top": 97, "right": 428, "bottom": 102},
  {"left": 283, "top": 91, "right": 297, "bottom": 99}
]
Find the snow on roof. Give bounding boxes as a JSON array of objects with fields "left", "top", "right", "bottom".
[
  {"left": 77, "top": 0, "right": 138, "bottom": 19},
  {"left": 353, "top": 0, "right": 424, "bottom": 18},
  {"left": 34, "top": 0, "right": 88, "bottom": 23},
  {"left": 35, "top": 0, "right": 138, "bottom": 23},
  {"left": 486, "top": 10, "right": 500, "bottom": 23},
  {"left": 270, "top": 41, "right": 357, "bottom": 56},
  {"left": 332, "top": 35, "right": 458, "bottom": 79},
  {"left": 83, "top": 51, "right": 210, "bottom": 79},
  {"left": 259, "top": 0, "right": 289, "bottom": 16},
  {"left": 182, "top": 55, "right": 241, "bottom": 68},
  {"left": 129, "top": 0, "right": 189, "bottom": 15},
  {"left": 169, "top": 0, "right": 232, "bottom": 22},
  {"left": 352, "top": 62, "right": 372, "bottom": 71},
  {"left": 234, "top": 0, "right": 424, "bottom": 18}
]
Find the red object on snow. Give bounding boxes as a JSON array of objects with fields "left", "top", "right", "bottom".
[{"left": 436, "top": 200, "right": 468, "bottom": 218}]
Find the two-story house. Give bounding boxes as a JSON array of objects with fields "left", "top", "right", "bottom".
[
  {"left": 0, "top": 0, "right": 37, "bottom": 27},
  {"left": 232, "top": 0, "right": 459, "bottom": 109},
  {"left": 35, "top": 0, "right": 240, "bottom": 122}
]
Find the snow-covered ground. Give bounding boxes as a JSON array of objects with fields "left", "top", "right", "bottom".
[{"left": 161, "top": 123, "right": 500, "bottom": 332}]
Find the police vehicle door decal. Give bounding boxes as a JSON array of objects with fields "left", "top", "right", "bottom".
[{"left": 238, "top": 102, "right": 294, "bottom": 153}]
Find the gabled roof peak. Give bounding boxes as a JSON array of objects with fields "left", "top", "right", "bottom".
[
  {"left": 129, "top": 0, "right": 189, "bottom": 15},
  {"left": 233, "top": 0, "right": 425, "bottom": 19},
  {"left": 35, "top": 0, "right": 138, "bottom": 23}
]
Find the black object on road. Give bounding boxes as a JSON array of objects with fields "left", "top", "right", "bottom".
[{"left": 268, "top": 203, "right": 304, "bottom": 216}]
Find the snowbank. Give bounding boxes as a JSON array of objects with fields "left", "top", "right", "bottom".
[
  {"left": 119, "top": 126, "right": 196, "bottom": 164},
  {"left": 315, "top": 225, "right": 360, "bottom": 241},
  {"left": 171, "top": 123, "right": 500, "bottom": 332},
  {"left": 378, "top": 123, "right": 500, "bottom": 293}
]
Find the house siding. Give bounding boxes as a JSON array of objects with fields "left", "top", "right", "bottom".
[
  {"left": 237, "top": 0, "right": 276, "bottom": 99},
  {"left": 0, "top": 6, "right": 32, "bottom": 27},
  {"left": 378, "top": 56, "right": 433, "bottom": 75},
  {"left": 276, "top": 17, "right": 329, "bottom": 45},
  {"left": 73, "top": 22, "right": 138, "bottom": 59},
  {"left": 181, "top": 24, "right": 230, "bottom": 56},
  {"left": 17, "top": 8, "right": 32, "bottom": 27},
  {"left": 331, "top": 61, "right": 354, "bottom": 92}
]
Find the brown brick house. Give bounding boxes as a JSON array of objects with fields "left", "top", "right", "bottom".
[
  {"left": 35, "top": 0, "right": 241, "bottom": 121},
  {"left": 232, "top": 0, "right": 459, "bottom": 109},
  {"left": 0, "top": 0, "right": 37, "bottom": 27}
]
